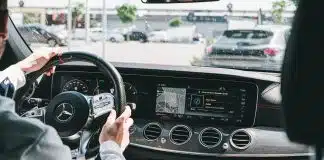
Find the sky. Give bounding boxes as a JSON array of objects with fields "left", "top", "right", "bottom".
[{"left": 8, "top": 0, "right": 296, "bottom": 11}]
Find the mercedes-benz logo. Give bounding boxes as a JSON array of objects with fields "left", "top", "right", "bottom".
[{"left": 54, "top": 103, "right": 75, "bottom": 123}]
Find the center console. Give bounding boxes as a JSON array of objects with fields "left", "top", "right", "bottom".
[{"left": 125, "top": 75, "right": 259, "bottom": 155}]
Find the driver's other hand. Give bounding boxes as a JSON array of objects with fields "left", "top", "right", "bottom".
[
  {"left": 16, "top": 47, "right": 62, "bottom": 75},
  {"left": 99, "top": 106, "right": 134, "bottom": 152}
]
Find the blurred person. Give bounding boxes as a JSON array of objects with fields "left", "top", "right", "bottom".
[{"left": 0, "top": 1, "right": 132, "bottom": 160}]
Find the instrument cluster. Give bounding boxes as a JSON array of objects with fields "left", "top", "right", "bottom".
[{"left": 53, "top": 72, "right": 137, "bottom": 104}]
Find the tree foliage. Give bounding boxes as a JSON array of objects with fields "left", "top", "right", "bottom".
[
  {"left": 272, "top": 0, "right": 287, "bottom": 24},
  {"left": 116, "top": 4, "right": 137, "bottom": 24},
  {"left": 169, "top": 17, "right": 182, "bottom": 27}
]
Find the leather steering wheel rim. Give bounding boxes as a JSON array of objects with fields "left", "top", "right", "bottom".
[{"left": 15, "top": 51, "right": 127, "bottom": 116}]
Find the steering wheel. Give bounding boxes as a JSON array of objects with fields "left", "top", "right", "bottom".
[{"left": 14, "top": 51, "right": 127, "bottom": 159}]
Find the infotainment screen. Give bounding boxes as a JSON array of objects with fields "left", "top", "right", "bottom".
[
  {"left": 155, "top": 81, "right": 258, "bottom": 127},
  {"left": 156, "top": 87, "right": 186, "bottom": 114}
]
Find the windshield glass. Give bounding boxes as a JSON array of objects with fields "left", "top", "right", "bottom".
[{"left": 8, "top": 0, "right": 296, "bottom": 72}]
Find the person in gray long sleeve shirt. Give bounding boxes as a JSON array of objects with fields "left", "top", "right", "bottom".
[{"left": 0, "top": 1, "right": 133, "bottom": 159}]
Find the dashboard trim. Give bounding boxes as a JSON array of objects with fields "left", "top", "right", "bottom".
[
  {"left": 59, "top": 63, "right": 281, "bottom": 83},
  {"left": 129, "top": 143, "right": 313, "bottom": 157},
  {"left": 53, "top": 71, "right": 259, "bottom": 127}
]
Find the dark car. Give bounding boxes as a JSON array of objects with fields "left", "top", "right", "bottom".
[
  {"left": 17, "top": 24, "right": 67, "bottom": 47},
  {"left": 123, "top": 31, "right": 148, "bottom": 42},
  {"left": 202, "top": 25, "right": 291, "bottom": 70}
]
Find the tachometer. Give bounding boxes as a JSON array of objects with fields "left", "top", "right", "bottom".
[{"left": 62, "top": 79, "right": 89, "bottom": 94}]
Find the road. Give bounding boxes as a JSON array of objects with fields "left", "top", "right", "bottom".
[{"left": 30, "top": 41, "right": 206, "bottom": 66}]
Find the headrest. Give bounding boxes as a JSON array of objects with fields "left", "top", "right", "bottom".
[{"left": 281, "top": 0, "right": 324, "bottom": 145}]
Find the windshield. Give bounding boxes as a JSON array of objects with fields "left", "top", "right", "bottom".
[{"left": 9, "top": 0, "right": 296, "bottom": 72}]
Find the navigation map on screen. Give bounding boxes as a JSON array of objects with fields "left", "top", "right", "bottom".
[{"left": 156, "top": 86, "right": 186, "bottom": 114}]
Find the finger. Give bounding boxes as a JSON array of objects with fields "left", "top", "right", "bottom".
[
  {"left": 105, "top": 109, "right": 117, "bottom": 126},
  {"left": 115, "top": 118, "right": 127, "bottom": 144},
  {"left": 115, "top": 116, "right": 125, "bottom": 125},
  {"left": 55, "top": 47, "right": 63, "bottom": 56},
  {"left": 51, "top": 47, "right": 61, "bottom": 54},
  {"left": 124, "top": 118, "right": 134, "bottom": 129},
  {"left": 45, "top": 67, "right": 55, "bottom": 76},
  {"left": 50, "top": 66, "right": 56, "bottom": 74},
  {"left": 117, "top": 106, "right": 132, "bottom": 121}
]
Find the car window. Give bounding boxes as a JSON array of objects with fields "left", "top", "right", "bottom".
[
  {"left": 273, "top": 31, "right": 287, "bottom": 45},
  {"left": 217, "top": 30, "right": 274, "bottom": 45}
]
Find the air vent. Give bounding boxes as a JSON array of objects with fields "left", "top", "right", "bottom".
[
  {"left": 199, "top": 127, "right": 222, "bottom": 148},
  {"left": 230, "top": 130, "right": 252, "bottom": 150},
  {"left": 143, "top": 123, "right": 162, "bottom": 141},
  {"left": 169, "top": 125, "right": 192, "bottom": 145}
]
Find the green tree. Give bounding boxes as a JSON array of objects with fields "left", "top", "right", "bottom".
[
  {"left": 23, "top": 13, "right": 40, "bottom": 24},
  {"left": 116, "top": 4, "right": 137, "bottom": 41},
  {"left": 72, "top": 3, "right": 85, "bottom": 31},
  {"left": 169, "top": 17, "right": 182, "bottom": 27},
  {"left": 272, "top": 0, "right": 287, "bottom": 24}
]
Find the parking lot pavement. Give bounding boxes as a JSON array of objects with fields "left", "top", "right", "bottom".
[
  {"left": 29, "top": 41, "right": 277, "bottom": 70},
  {"left": 29, "top": 41, "right": 206, "bottom": 66}
]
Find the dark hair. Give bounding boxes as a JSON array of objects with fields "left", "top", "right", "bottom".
[{"left": 0, "top": 0, "right": 7, "bottom": 10}]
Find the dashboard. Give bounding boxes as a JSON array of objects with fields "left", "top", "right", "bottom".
[{"left": 25, "top": 62, "right": 311, "bottom": 159}]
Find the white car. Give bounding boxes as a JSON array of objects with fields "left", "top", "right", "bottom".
[
  {"left": 148, "top": 31, "right": 168, "bottom": 42},
  {"left": 107, "top": 32, "right": 125, "bottom": 42},
  {"left": 90, "top": 28, "right": 124, "bottom": 42}
]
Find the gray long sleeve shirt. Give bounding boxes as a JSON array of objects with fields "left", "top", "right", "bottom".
[{"left": 0, "top": 64, "right": 126, "bottom": 160}]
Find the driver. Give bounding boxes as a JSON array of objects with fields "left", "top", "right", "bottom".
[{"left": 0, "top": 1, "right": 132, "bottom": 160}]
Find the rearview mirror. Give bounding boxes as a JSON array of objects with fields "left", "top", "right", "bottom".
[{"left": 142, "top": 0, "right": 219, "bottom": 3}]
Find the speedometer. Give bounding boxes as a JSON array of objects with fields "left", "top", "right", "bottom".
[{"left": 62, "top": 79, "right": 89, "bottom": 94}]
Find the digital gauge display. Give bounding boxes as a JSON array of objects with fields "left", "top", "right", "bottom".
[{"left": 62, "top": 79, "right": 89, "bottom": 94}]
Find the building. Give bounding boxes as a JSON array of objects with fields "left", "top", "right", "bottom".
[{"left": 8, "top": 0, "right": 296, "bottom": 38}]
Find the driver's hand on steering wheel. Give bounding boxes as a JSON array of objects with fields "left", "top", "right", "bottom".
[
  {"left": 16, "top": 47, "right": 62, "bottom": 75},
  {"left": 99, "top": 106, "right": 134, "bottom": 152}
]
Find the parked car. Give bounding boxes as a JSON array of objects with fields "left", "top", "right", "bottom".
[
  {"left": 148, "top": 31, "right": 168, "bottom": 42},
  {"left": 90, "top": 28, "right": 124, "bottom": 42},
  {"left": 202, "top": 25, "right": 291, "bottom": 69},
  {"left": 124, "top": 31, "right": 148, "bottom": 43},
  {"left": 165, "top": 25, "right": 197, "bottom": 43},
  {"left": 17, "top": 24, "right": 67, "bottom": 47}
]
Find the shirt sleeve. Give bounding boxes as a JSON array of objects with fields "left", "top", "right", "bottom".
[
  {"left": 0, "top": 64, "right": 26, "bottom": 90},
  {"left": 99, "top": 141, "right": 126, "bottom": 160}
]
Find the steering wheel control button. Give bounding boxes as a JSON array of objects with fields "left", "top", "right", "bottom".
[
  {"left": 54, "top": 103, "right": 75, "bottom": 123},
  {"left": 92, "top": 93, "right": 114, "bottom": 116},
  {"left": 46, "top": 91, "right": 90, "bottom": 137},
  {"left": 21, "top": 108, "right": 46, "bottom": 123}
]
